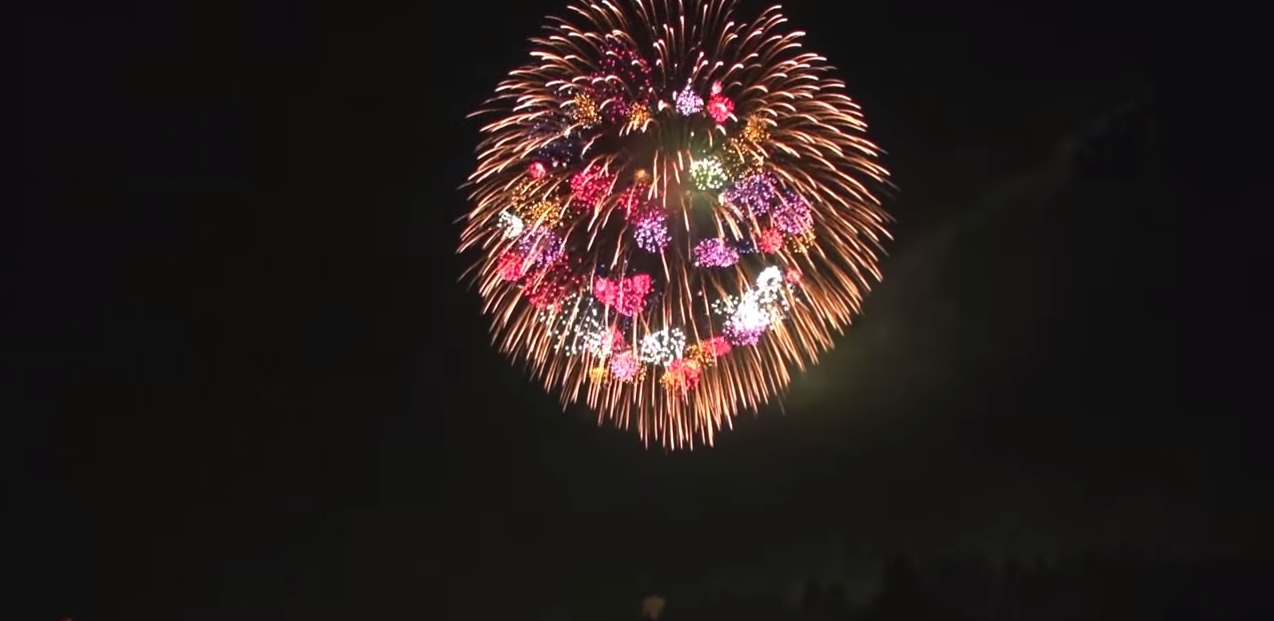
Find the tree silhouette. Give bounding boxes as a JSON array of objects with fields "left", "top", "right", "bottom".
[
  {"left": 868, "top": 557, "right": 929, "bottom": 621},
  {"left": 800, "top": 580, "right": 824, "bottom": 620}
]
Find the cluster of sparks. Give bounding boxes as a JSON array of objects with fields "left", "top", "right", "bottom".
[
  {"left": 693, "top": 238, "right": 740, "bottom": 268},
  {"left": 459, "top": 0, "right": 892, "bottom": 449},
  {"left": 713, "top": 266, "right": 797, "bottom": 346},
  {"left": 690, "top": 157, "right": 729, "bottom": 191}
]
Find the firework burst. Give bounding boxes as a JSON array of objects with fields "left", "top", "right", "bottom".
[{"left": 458, "top": 0, "right": 893, "bottom": 449}]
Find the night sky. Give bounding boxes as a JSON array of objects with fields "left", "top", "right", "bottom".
[{"left": 18, "top": 1, "right": 1267, "bottom": 619}]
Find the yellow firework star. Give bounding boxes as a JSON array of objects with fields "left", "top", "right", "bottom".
[{"left": 457, "top": 0, "right": 893, "bottom": 450}]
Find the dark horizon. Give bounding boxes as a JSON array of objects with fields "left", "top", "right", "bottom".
[{"left": 19, "top": 0, "right": 1267, "bottom": 619}]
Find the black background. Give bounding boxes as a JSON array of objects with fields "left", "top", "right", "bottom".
[{"left": 19, "top": 0, "right": 1267, "bottom": 619}]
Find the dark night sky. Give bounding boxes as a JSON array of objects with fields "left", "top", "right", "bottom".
[{"left": 17, "top": 0, "right": 1267, "bottom": 619}]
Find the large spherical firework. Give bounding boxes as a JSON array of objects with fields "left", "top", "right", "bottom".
[{"left": 459, "top": 0, "right": 892, "bottom": 449}]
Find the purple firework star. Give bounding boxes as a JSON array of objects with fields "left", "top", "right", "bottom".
[
  {"left": 772, "top": 192, "right": 814, "bottom": 234},
  {"left": 722, "top": 172, "right": 778, "bottom": 217},
  {"left": 633, "top": 213, "right": 670, "bottom": 253},
  {"left": 516, "top": 226, "right": 565, "bottom": 266},
  {"left": 674, "top": 87, "right": 704, "bottom": 115},
  {"left": 723, "top": 318, "right": 766, "bottom": 346},
  {"left": 693, "top": 239, "right": 740, "bottom": 268}
]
